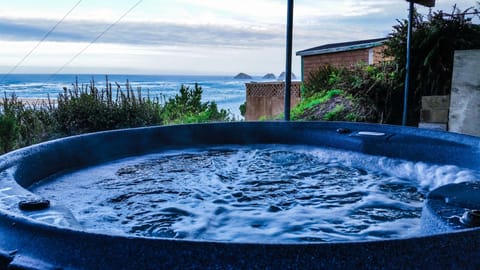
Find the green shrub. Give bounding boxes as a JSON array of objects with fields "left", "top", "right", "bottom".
[
  {"left": 384, "top": 4, "right": 480, "bottom": 124},
  {"left": 0, "top": 79, "right": 231, "bottom": 153},
  {"left": 291, "top": 89, "right": 343, "bottom": 120},
  {"left": 346, "top": 112, "right": 359, "bottom": 121},
  {"left": 303, "top": 65, "right": 341, "bottom": 97},
  {"left": 55, "top": 77, "right": 162, "bottom": 135},
  {"left": 301, "top": 4, "right": 480, "bottom": 125},
  {"left": 0, "top": 114, "right": 18, "bottom": 153},
  {"left": 239, "top": 102, "right": 246, "bottom": 117},
  {"left": 323, "top": 105, "right": 345, "bottom": 121},
  {"left": 301, "top": 62, "right": 397, "bottom": 123},
  {"left": 161, "top": 83, "right": 230, "bottom": 124},
  {"left": 0, "top": 95, "right": 56, "bottom": 149}
]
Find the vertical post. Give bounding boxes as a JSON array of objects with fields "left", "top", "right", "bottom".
[
  {"left": 402, "top": 1, "right": 414, "bottom": 126},
  {"left": 300, "top": 57, "right": 304, "bottom": 82},
  {"left": 284, "top": 0, "right": 294, "bottom": 121}
]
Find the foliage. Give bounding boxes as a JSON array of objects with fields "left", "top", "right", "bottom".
[
  {"left": 323, "top": 105, "right": 345, "bottom": 121},
  {"left": 0, "top": 79, "right": 231, "bottom": 154},
  {"left": 0, "top": 95, "right": 56, "bottom": 151},
  {"left": 301, "top": 62, "right": 398, "bottom": 123},
  {"left": 300, "top": 4, "right": 480, "bottom": 125},
  {"left": 346, "top": 112, "right": 359, "bottom": 122},
  {"left": 384, "top": 4, "right": 480, "bottom": 124},
  {"left": 291, "top": 89, "right": 343, "bottom": 120},
  {"left": 292, "top": 87, "right": 372, "bottom": 122},
  {"left": 302, "top": 65, "right": 342, "bottom": 98},
  {"left": 239, "top": 102, "right": 246, "bottom": 117},
  {"left": 161, "top": 83, "right": 230, "bottom": 124},
  {"left": 345, "top": 63, "right": 400, "bottom": 123},
  {"left": 180, "top": 103, "right": 230, "bottom": 124},
  {"left": 55, "top": 77, "right": 163, "bottom": 135},
  {"left": 0, "top": 114, "right": 18, "bottom": 153},
  {"left": 258, "top": 115, "right": 269, "bottom": 121}
]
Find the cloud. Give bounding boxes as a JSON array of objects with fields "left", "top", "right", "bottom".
[
  {"left": 1, "top": 0, "right": 477, "bottom": 75},
  {"left": 171, "top": 0, "right": 285, "bottom": 22},
  {"left": 0, "top": 17, "right": 285, "bottom": 48},
  {"left": 1, "top": 1, "right": 475, "bottom": 49}
]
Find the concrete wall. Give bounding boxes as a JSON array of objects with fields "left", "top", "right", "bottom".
[
  {"left": 245, "top": 82, "right": 301, "bottom": 121},
  {"left": 418, "top": 95, "right": 450, "bottom": 131},
  {"left": 448, "top": 50, "right": 480, "bottom": 137}
]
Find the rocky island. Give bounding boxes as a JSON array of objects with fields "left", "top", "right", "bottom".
[
  {"left": 262, "top": 73, "right": 276, "bottom": 80},
  {"left": 234, "top": 73, "right": 252, "bottom": 79}
]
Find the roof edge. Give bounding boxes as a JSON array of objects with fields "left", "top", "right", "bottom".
[{"left": 296, "top": 38, "right": 388, "bottom": 57}]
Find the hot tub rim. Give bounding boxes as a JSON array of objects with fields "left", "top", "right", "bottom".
[{"left": 0, "top": 121, "right": 479, "bottom": 243}]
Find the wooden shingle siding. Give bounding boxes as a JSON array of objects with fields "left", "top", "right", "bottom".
[
  {"left": 303, "top": 48, "right": 370, "bottom": 79},
  {"left": 297, "top": 38, "right": 391, "bottom": 81}
]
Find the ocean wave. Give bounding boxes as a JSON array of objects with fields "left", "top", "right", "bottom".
[{"left": 0, "top": 74, "right": 246, "bottom": 117}]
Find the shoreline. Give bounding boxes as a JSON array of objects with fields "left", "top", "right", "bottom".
[
  {"left": 0, "top": 74, "right": 246, "bottom": 117},
  {"left": 16, "top": 98, "right": 57, "bottom": 105}
]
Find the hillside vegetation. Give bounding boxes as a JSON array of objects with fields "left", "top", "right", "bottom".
[{"left": 293, "top": 5, "right": 480, "bottom": 125}]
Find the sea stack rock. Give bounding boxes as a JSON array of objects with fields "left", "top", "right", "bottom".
[
  {"left": 234, "top": 73, "right": 252, "bottom": 79},
  {"left": 277, "top": 72, "right": 297, "bottom": 81},
  {"left": 262, "top": 73, "right": 276, "bottom": 80}
]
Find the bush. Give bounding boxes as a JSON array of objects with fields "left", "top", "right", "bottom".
[
  {"left": 291, "top": 89, "right": 343, "bottom": 119},
  {"left": 384, "top": 4, "right": 480, "bottom": 125},
  {"left": 302, "top": 65, "right": 342, "bottom": 97},
  {"left": 0, "top": 114, "right": 18, "bottom": 153},
  {"left": 300, "top": 4, "right": 480, "bottom": 125},
  {"left": 0, "top": 78, "right": 231, "bottom": 153},
  {"left": 323, "top": 105, "right": 345, "bottom": 121},
  {"left": 161, "top": 83, "right": 230, "bottom": 124},
  {"left": 301, "top": 62, "right": 398, "bottom": 123},
  {"left": 55, "top": 77, "right": 162, "bottom": 135},
  {"left": 0, "top": 95, "right": 57, "bottom": 151},
  {"left": 239, "top": 102, "right": 246, "bottom": 117}
]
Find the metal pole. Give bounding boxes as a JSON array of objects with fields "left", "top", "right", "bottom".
[
  {"left": 284, "top": 0, "right": 294, "bottom": 121},
  {"left": 402, "top": 1, "right": 414, "bottom": 126}
]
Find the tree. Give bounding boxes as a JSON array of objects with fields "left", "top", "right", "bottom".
[{"left": 385, "top": 4, "right": 480, "bottom": 125}]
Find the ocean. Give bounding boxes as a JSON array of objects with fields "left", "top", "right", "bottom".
[{"left": 0, "top": 74, "right": 269, "bottom": 119}]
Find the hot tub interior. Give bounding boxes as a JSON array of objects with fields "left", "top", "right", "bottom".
[
  {"left": 29, "top": 144, "right": 478, "bottom": 243},
  {"left": 0, "top": 122, "right": 479, "bottom": 269}
]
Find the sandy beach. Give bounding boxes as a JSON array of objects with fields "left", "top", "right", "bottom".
[{"left": 16, "top": 98, "right": 58, "bottom": 105}]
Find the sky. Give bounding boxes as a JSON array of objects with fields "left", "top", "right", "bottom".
[{"left": 0, "top": 0, "right": 478, "bottom": 76}]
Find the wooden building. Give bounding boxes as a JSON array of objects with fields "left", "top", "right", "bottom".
[{"left": 296, "top": 37, "right": 389, "bottom": 81}]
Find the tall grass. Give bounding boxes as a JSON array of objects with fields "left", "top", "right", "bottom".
[
  {"left": 0, "top": 77, "right": 231, "bottom": 154},
  {"left": 56, "top": 77, "right": 163, "bottom": 135}
]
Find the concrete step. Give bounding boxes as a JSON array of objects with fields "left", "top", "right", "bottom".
[
  {"left": 420, "top": 109, "right": 449, "bottom": 123},
  {"left": 418, "top": 122, "right": 448, "bottom": 131}
]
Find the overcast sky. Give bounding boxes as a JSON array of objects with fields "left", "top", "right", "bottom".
[{"left": 0, "top": 0, "right": 477, "bottom": 76}]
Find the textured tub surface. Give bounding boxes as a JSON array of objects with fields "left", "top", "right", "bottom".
[{"left": 0, "top": 122, "right": 478, "bottom": 269}]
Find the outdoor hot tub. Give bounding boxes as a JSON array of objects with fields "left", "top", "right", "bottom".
[{"left": 0, "top": 122, "right": 479, "bottom": 269}]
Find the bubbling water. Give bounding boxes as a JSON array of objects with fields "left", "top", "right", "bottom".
[{"left": 30, "top": 145, "right": 479, "bottom": 243}]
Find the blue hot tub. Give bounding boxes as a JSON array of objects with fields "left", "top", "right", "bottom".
[{"left": 0, "top": 122, "right": 479, "bottom": 269}]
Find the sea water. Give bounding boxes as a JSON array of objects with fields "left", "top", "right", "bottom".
[
  {"left": 30, "top": 145, "right": 479, "bottom": 243},
  {"left": 0, "top": 74, "right": 267, "bottom": 118}
]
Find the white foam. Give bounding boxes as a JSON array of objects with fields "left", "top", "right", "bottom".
[{"left": 29, "top": 145, "right": 480, "bottom": 242}]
